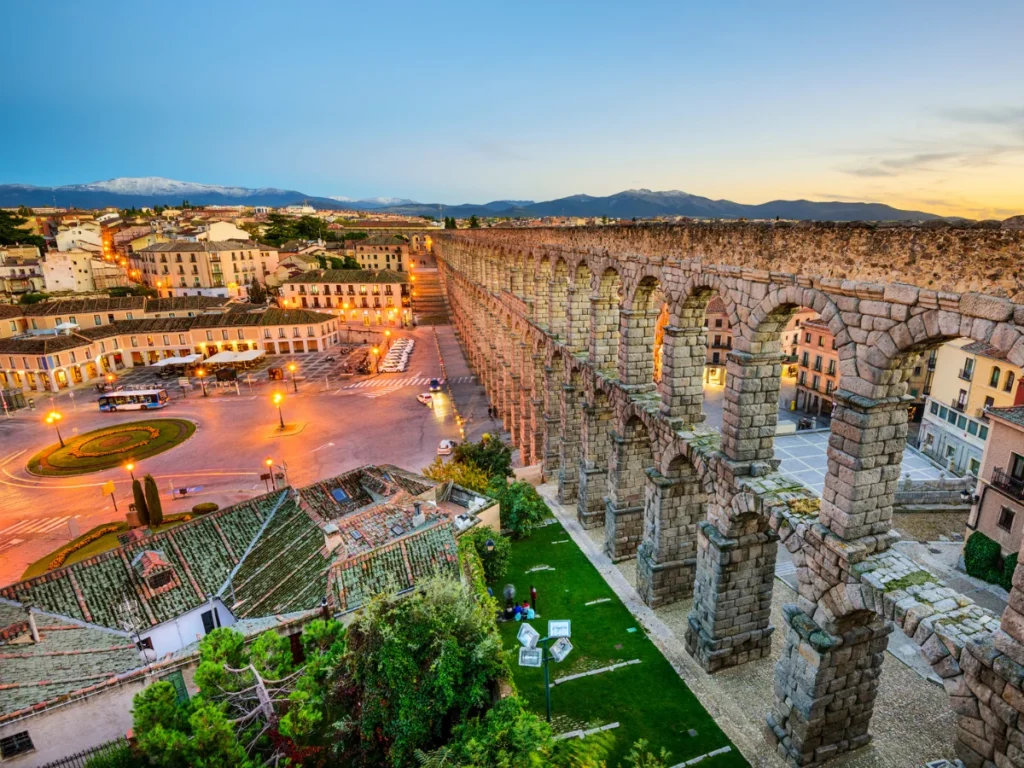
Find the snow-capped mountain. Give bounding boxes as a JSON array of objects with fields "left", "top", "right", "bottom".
[
  {"left": 64, "top": 177, "right": 267, "bottom": 197},
  {"left": 328, "top": 195, "right": 418, "bottom": 208}
]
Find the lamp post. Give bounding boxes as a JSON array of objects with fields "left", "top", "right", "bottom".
[
  {"left": 197, "top": 368, "right": 208, "bottom": 397},
  {"left": 273, "top": 392, "right": 285, "bottom": 430},
  {"left": 372, "top": 347, "right": 379, "bottom": 374},
  {"left": 384, "top": 329, "right": 391, "bottom": 350},
  {"left": 45, "top": 411, "right": 64, "bottom": 448},
  {"left": 288, "top": 363, "right": 298, "bottom": 393},
  {"left": 125, "top": 461, "right": 136, "bottom": 482},
  {"left": 265, "top": 457, "right": 276, "bottom": 491}
]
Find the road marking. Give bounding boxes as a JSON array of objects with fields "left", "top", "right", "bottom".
[
  {"left": 309, "top": 442, "right": 335, "bottom": 453},
  {"left": 0, "top": 516, "right": 74, "bottom": 538}
]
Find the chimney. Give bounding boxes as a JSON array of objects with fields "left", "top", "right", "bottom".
[
  {"left": 413, "top": 501, "right": 425, "bottom": 527},
  {"left": 24, "top": 603, "right": 40, "bottom": 644}
]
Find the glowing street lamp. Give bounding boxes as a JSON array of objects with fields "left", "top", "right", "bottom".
[
  {"left": 196, "top": 368, "right": 208, "bottom": 397},
  {"left": 265, "top": 457, "right": 276, "bottom": 491},
  {"left": 384, "top": 329, "right": 391, "bottom": 350},
  {"left": 288, "top": 363, "right": 298, "bottom": 393},
  {"left": 372, "top": 346, "right": 379, "bottom": 374},
  {"left": 45, "top": 411, "right": 65, "bottom": 448},
  {"left": 125, "top": 461, "right": 136, "bottom": 481},
  {"left": 273, "top": 392, "right": 285, "bottom": 429}
]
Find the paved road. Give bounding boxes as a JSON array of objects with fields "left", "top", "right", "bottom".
[{"left": 0, "top": 325, "right": 481, "bottom": 585}]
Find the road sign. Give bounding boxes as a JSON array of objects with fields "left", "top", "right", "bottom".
[
  {"left": 517, "top": 623, "right": 539, "bottom": 650},
  {"left": 101, "top": 481, "right": 115, "bottom": 496},
  {"left": 548, "top": 620, "right": 571, "bottom": 638},
  {"left": 518, "top": 648, "right": 543, "bottom": 668},
  {"left": 550, "top": 637, "right": 573, "bottom": 663}
]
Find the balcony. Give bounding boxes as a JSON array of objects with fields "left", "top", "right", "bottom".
[
  {"left": 992, "top": 468, "right": 1024, "bottom": 501},
  {"left": 950, "top": 399, "right": 967, "bottom": 413},
  {"left": 959, "top": 368, "right": 973, "bottom": 381},
  {"left": 927, "top": 357, "right": 937, "bottom": 371}
]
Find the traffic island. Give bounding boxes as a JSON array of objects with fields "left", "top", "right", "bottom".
[
  {"left": 26, "top": 419, "right": 196, "bottom": 477},
  {"left": 267, "top": 422, "right": 306, "bottom": 438}
]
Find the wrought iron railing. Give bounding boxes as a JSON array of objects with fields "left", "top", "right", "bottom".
[{"left": 992, "top": 468, "right": 1024, "bottom": 501}]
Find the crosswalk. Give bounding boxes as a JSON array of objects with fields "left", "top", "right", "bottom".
[
  {"left": 0, "top": 516, "right": 77, "bottom": 539},
  {"left": 340, "top": 375, "right": 476, "bottom": 390}
]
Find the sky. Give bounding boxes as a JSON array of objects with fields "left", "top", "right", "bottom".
[{"left": 1, "top": 0, "right": 1022, "bottom": 219}]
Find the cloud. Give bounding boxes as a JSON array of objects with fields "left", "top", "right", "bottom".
[
  {"left": 843, "top": 151, "right": 962, "bottom": 177},
  {"left": 939, "top": 106, "right": 1024, "bottom": 126},
  {"left": 464, "top": 139, "right": 531, "bottom": 162}
]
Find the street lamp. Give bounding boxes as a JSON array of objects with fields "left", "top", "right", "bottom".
[
  {"left": 45, "top": 410, "right": 64, "bottom": 448},
  {"left": 265, "top": 457, "right": 276, "bottom": 491},
  {"left": 371, "top": 347, "right": 379, "bottom": 374},
  {"left": 196, "top": 368, "right": 208, "bottom": 397},
  {"left": 385, "top": 329, "right": 391, "bottom": 350},
  {"left": 273, "top": 392, "right": 285, "bottom": 429},
  {"left": 288, "top": 363, "right": 298, "bottom": 393},
  {"left": 125, "top": 461, "right": 136, "bottom": 481}
]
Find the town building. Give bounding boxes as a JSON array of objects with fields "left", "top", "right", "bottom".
[
  {"left": 196, "top": 220, "right": 251, "bottom": 241},
  {"left": 0, "top": 465, "right": 494, "bottom": 766},
  {"left": 0, "top": 305, "right": 339, "bottom": 393},
  {"left": 703, "top": 295, "right": 733, "bottom": 385},
  {"left": 920, "top": 339, "right": 1024, "bottom": 475},
  {"left": 132, "top": 241, "right": 279, "bottom": 299},
  {"left": 281, "top": 269, "right": 411, "bottom": 327},
  {"left": 794, "top": 318, "right": 839, "bottom": 417},
  {"left": 0, "top": 247, "right": 44, "bottom": 299},
  {"left": 41, "top": 249, "right": 129, "bottom": 294},
  {"left": 966, "top": 406, "right": 1024, "bottom": 556},
  {"left": 54, "top": 222, "right": 101, "bottom": 253},
  {"left": 343, "top": 236, "right": 410, "bottom": 272}
]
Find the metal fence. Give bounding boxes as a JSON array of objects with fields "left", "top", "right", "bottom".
[{"left": 38, "top": 736, "right": 130, "bottom": 768}]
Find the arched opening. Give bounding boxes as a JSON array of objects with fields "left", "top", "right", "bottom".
[
  {"left": 549, "top": 259, "right": 569, "bottom": 339},
  {"left": 605, "top": 414, "right": 655, "bottom": 561},
  {"left": 620, "top": 274, "right": 668, "bottom": 389},
  {"left": 534, "top": 256, "right": 550, "bottom": 326},
  {"left": 510, "top": 252, "right": 524, "bottom": 296},
  {"left": 637, "top": 452, "right": 708, "bottom": 607},
  {"left": 591, "top": 267, "right": 622, "bottom": 375}
]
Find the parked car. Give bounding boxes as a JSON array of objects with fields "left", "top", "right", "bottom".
[
  {"left": 437, "top": 439, "right": 457, "bottom": 455},
  {"left": 417, "top": 393, "right": 433, "bottom": 406}
]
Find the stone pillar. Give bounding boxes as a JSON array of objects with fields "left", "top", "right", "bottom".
[
  {"left": 618, "top": 307, "right": 661, "bottom": 389},
  {"left": 659, "top": 326, "right": 708, "bottom": 426},
  {"left": 765, "top": 605, "right": 892, "bottom": 766},
  {"left": 589, "top": 295, "right": 620, "bottom": 374},
  {"left": 557, "top": 384, "right": 581, "bottom": 504},
  {"left": 577, "top": 401, "right": 613, "bottom": 529},
  {"left": 567, "top": 284, "right": 589, "bottom": 355},
  {"left": 720, "top": 350, "right": 785, "bottom": 466},
  {"left": 530, "top": 355, "right": 547, "bottom": 470},
  {"left": 510, "top": 266, "right": 523, "bottom": 297},
  {"left": 604, "top": 428, "right": 651, "bottom": 561},
  {"left": 549, "top": 277, "right": 568, "bottom": 340},
  {"left": 819, "top": 389, "right": 909, "bottom": 540},
  {"left": 543, "top": 365, "right": 562, "bottom": 477},
  {"left": 685, "top": 490, "right": 778, "bottom": 672},
  {"left": 636, "top": 465, "right": 704, "bottom": 608}
]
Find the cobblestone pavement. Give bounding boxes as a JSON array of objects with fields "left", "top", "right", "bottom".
[{"left": 536, "top": 482, "right": 958, "bottom": 767}]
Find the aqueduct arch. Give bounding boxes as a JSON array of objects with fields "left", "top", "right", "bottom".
[{"left": 440, "top": 223, "right": 1024, "bottom": 767}]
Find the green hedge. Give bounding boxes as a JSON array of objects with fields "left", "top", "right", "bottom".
[{"left": 965, "top": 531, "right": 1016, "bottom": 590}]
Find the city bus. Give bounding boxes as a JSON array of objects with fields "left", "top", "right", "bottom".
[{"left": 98, "top": 389, "right": 170, "bottom": 412}]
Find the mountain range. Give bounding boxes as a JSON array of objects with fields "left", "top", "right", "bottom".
[{"left": 0, "top": 177, "right": 948, "bottom": 222}]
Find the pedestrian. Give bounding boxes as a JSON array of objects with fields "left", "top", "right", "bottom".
[
  {"left": 513, "top": 603, "right": 523, "bottom": 621},
  {"left": 530, "top": 584, "right": 538, "bottom": 611},
  {"left": 525, "top": 605, "right": 535, "bottom": 620}
]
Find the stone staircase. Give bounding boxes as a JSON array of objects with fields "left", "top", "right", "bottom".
[{"left": 412, "top": 267, "right": 450, "bottom": 325}]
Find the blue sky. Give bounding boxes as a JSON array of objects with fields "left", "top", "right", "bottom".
[{"left": 2, "top": 0, "right": 1022, "bottom": 217}]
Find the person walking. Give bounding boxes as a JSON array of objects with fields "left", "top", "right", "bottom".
[{"left": 530, "top": 585, "right": 538, "bottom": 612}]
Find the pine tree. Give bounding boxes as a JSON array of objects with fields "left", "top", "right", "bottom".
[
  {"left": 132, "top": 478, "right": 150, "bottom": 526},
  {"left": 248, "top": 277, "right": 267, "bottom": 304},
  {"left": 144, "top": 474, "right": 163, "bottom": 527}
]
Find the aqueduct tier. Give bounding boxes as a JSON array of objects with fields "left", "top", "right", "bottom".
[{"left": 435, "top": 222, "right": 1024, "bottom": 767}]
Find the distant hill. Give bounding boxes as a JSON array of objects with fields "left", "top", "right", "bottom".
[{"left": 0, "top": 177, "right": 945, "bottom": 222}]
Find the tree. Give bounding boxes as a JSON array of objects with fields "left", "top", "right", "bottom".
[
  {"left": 488, "top": 480, "right": 548, "bottom": 539},
  {"left": 247, "top": 277, "right": 267, "bottom": 305},
  {"left": 0, "top": 209, "right": 46, "bottom": 250},
  {"left": 18, "top": 291, "right": 49, "bottom": 305},
  {"left": 132, "top": 478, "right": 150, "bottom": 526},
  {"left": 340, "top": 255, "right": 361, "bottom": 269},
  {"left": 462, "top": 525, "right": 510, "bottom": 583},
  {"left": 444, "top": 217, "right": 457, "bottom": 230},
  {"left": 622, "top": 739, "right": 672, "bottom": 768},
  {"left": 422, "top": 455, "right": 492, "bottom": 494},
  {"left": 468, "top": 215, "right": 480, "bottom": 229},
  {"left": 144, "top": 474, "right": 163, "bottom": 527},
  {"left": 335, "top": 577, "right": 507, "bottom": 766},
  {"left": 453, "top": 436, "right": 513, "bottom": 480}
]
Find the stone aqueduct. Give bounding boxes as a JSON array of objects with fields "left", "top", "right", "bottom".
[{"left": 434, "top": 223, "right": 1024, "bottom": 767}]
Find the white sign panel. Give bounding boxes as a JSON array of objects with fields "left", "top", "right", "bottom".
[
  {"left": 550, "top": 637, "right": 573, "bottom": 663},
  {"left": 548, "top": 620, "right": 571, "bottom": 639},
  {"left": 517, "top": 622, "right": 540, "bottom": 650},
  {"left": 518, "top": 648, "right": 543, "bottom": 668}
]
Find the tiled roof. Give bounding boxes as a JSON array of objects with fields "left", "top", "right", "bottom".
[
  {"left": 354, "top": 236, "right": 407, "bottom": 246},
  {"left": 136, "top": 240, "right": 265, "bottom": 253},
  {"left": 143, "top": 296, "right": 233, "bottom": 313},
  {"left": 987, "top": 406, "right": 1024, "bottom": 429},
  {"left": 0, "top": 602, "right": 139, "bottom": 718},
  {"left": 332, "top": 521, "right": 458, "bottom": 612},
  {"left": 962, "top": 340, "right": 1012, "bottom": 363},
  {"left": 0, "top": 305, "right": 24, "bottom": 320},
  {"left": 21, "top": 297, "right": 146, "bottom": 317},
  {"left": 188, "top": 309, "right": 335, "bottom": 327},
  {"left": 0, "top": 332, "right": 107, "bottom": 355},
  {"left": 286, "top": 269, "right": 410, "bottom": 284}
]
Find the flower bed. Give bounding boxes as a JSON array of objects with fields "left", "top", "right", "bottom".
[
  {"left": 69, "top": 426, "right": 161, "bottom": 458},
  {"left": 47, "top": 525, "right": 120, "bottom": 570}
]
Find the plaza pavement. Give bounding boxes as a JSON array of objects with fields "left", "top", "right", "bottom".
[{"left": 0, "top": 325, "right": 480, "bottom": 585}]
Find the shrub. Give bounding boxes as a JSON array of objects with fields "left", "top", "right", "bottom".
[
  {"left": 964, "top": 531, "right": 1003, "bottom": 582},
  {"left": 490, "top": 479, "right": 549, "bottom": 539},
  {"left": 144, "top": 474, "right": 163, "bottom": 527},
  {"left": 132, "top": 478, "right": 149, "bottom": 526},
  {"left": 84, "top": 743, "right": 136, "bottom": 768},
  {"left": 422, "top": 455, "right": 491, "bottom": 494},
  {"left": 453, "top": 436, "right": 513, "bottom": 480},
  {"left": 1002, "top": 553, "right": 1019, "bottom": 592},
  {"left": 192, "top": 502, "right": 219, "bottom": 515},
  {"left": 462, "top": 525, "right": 511, "bottom": 583}
]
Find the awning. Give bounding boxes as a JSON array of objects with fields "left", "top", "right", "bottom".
[
  {"left": 151, "top": 354, "right": 203, "bottom": 367},
  {"left": 203, "top": 351, "right": 238, "bottom": 364},
  {"left": 233, "top": 349, "right": 265, "bottom": 363}
]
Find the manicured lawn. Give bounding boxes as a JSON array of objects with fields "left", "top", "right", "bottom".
[
  {"left": 22, "top": 519, "right": 189, "bottom": 579},
  {"left": 491, "top": 518, "right": 747, "bottom": 768},
  {"left": 26, "top": 418, "right": 195, "bottom": 476}
]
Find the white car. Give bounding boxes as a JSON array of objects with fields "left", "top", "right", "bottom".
[
  {"left": 417, "top": 393, "right": 433, "bottom": 406},
  {"left": 437, "top": 439, "right": 457, "bottom": 455}
]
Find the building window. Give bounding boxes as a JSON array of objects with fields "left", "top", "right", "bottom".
[
  {"left": 991, "top": 367, "right": 1002, "bottom": 388},
  {"left": 804, "top": 332, "right": 811, "bottom": 343},
  {"left": 968, "top": 458, "right": 980, "bottom": 475},
  {"left": 1006, "top": 372, "right": 1016, "bottom": 393},
  {"left": 94, "top": 314, "right": 102, "bottom": 326},
  {"left": 0, "top": 731, "right": 34, "bottom": 759},
  {"left": 221, "top": 330, "right": 229, "bottom": 341},
  {"left": 998, "top": 507, "right": 1016, "bottom": 533},
  {"left": 206, "top": 331, "right": 213, "bottom": 341},
  {"left": 930, "top": 401, "right": 939, "bottom": 415}
]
